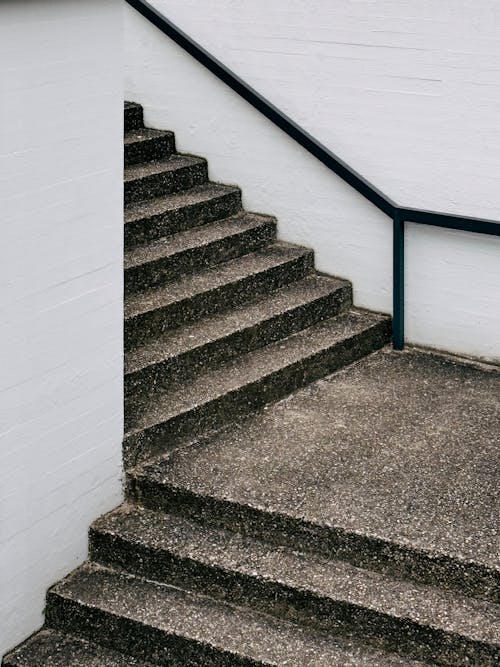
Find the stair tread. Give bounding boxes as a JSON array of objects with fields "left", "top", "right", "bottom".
[
  {"left": 124, "top": 154, "right": 206, "bottom": 183},
  {"left": 137, "top": 348, "right": 500, "bottom": 581},
  {"left": 124, "top": 242, "right": 312, "bottom": 321},
  {"left": 124, "top": 211, "right": 275, "bottom": 271},
  {"left": 124, "top": 182, "right": 240, "bottom": 223},
  {"left": 124, "top": 101, "right": 143, "bottom": 132},
  {"left": 124, "top": 127, "right": 174, "bottom": 146},
  {"left": 93, "top": 505, "right": 500, "bottom": 647},
  {"left": 50, "top": 564, "right": 429, "bottom": 666},
  {"left": 126, "top": 309, "right": 388, "bottom": 435},
  {"left": 2, "top": 629, "right": 153, "bottom": 667},
  {"left": 125, "top": 274, "right": 348, "bottom": 375}
]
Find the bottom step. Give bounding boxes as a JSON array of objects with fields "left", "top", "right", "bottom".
[
  {"left": 1, "top": 629, "right": 154, "bottom": 667},
  {"left": 45, "top": 563, "right": 429, "bottom": 666}
]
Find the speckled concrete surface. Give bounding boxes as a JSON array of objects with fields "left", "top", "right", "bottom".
[
  {"left": 124, "top": 242, "right": 314, "bottom": 348},
  {"left": 124, "top": 212, "right": 276, "bottom": 294},
  {"left": 124, "top": 182, "right": 242, "bottom": 248},
  {"left": 46, "top": 564, "right": 429, "bottom": 666},
  {"left": 2, "top": 629, "right": 155, "bottom": 667},
  {"left": 125, "top": 212, "right": 275, "bottom": 270},
  {"left": 124, "top": 154, "right": 208, "bottom": 204},
  {"left": 135, "top": 348, "right": 499, "bottom": 601},
  {"left": 124, "top": 275, "right": 350, "bottom": 412},
  {"left": 124, "top": 128, "right": 176, "bottom": 166},
  {"left": 124, "top": 310, "right": 390, "bottom": 466},
  {"left": 124, "top": 101, "right": 143, "bottom": 131},
  {"left": 90, "top": 504, "right": 499, "bottom": 665}
]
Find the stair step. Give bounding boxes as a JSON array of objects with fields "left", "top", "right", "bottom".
[
  {"left": 124, "top": 242, "right": 315, "bottom": 350},
  {"left": 124, "top": 212, "right": 277, "bottom": 295},
  {"left": 124, "top": 101, "right": 143, "bottom": 132},
  {"left": 125, "top": 182, "right": 242, "bottom": 249},
  {"left": 124, "top": 128, "right": 176, "bottom": 166},
  {"left": 91, "top": 505, "right": 499, "bottom": 667},
  {"left": 46, "top": 564, "right": 429, "bottom": 667},
  {"left": 124, "top": 154, "right": 208, "bottom": 205},
  {"left": 132, "top": 348, "right": 500, "bottom": 605},
  {"left": 1, "top": 629, "right": 154, "bottom": 667},
  {"left": 123, "top": 309, "right": 390, "bottom": 467},
  {"left": 124, "top": 275, "right": 352, "bottom": 412}
]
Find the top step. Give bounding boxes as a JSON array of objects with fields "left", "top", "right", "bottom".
[{"left": 125, "top": 101, "right": 143, "bottom": 132}]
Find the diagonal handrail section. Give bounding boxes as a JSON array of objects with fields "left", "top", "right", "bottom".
[{"left": 125, "top": 0, "right": 500, "bottom": 349}]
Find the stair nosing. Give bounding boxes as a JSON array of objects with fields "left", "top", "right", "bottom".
[
  {"left": 124, "top": 153, "right": 207, "bottom": 182},
  {"left": 47, "top": 562, "right": 429, "bottom": 667},
  {"left": 124, "top": 242, "right": 314, "bottom": 322},
  {"left": 134, "top": 440, "right": 499, "bottom": 610},
  {"left": 124, "top": 182, "right": 241, "bottom": 224},
  {"left": 124, "top": 127, "right": 174, "bottom": 145},
  {"left": 124, "top": 211, "right": 277, "bottom": 271},
  {"left": 90, "top": 504, "right": 500, "bottom": 648},
  {"left": 124, "top": 275, "right": 350, "bottom": 377},
  {"left": 125, "top": 309, "right": 389, "bottom": 436}
]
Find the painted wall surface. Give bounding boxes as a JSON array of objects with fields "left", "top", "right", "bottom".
[
  {"left": 0, "top": 0, "right": 123, "bottom": 656},
  {"left": 125, "top": 2, "right": 500, "bottom": 362}
]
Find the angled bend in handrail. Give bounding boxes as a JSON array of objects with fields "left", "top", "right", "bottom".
[
  {"left": 125, "top": 0, "right": 500, "bottom": 349},
  {"left": 124, "top": 0, "right": 396, "bottom": 218}
]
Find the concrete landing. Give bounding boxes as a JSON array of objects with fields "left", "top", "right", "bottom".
[{"left": 149, "top": 348, "right": 499, "bottom": 572}]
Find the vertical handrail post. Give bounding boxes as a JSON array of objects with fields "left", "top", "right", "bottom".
[{"left": 392, "top": 211, "right": 405, "bottom": 350}]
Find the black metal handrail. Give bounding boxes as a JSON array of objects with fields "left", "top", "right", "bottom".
[{"left": 125, "top": 0, "right": 500, "bottom": 349}]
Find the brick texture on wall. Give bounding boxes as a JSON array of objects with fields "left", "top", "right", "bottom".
[{"left": 0, "top": 0, "right": 123, "bottom": 656}]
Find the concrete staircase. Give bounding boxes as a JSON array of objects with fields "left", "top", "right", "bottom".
[{"left": 3, "top": 102, "right": 499, "bottom": 666}]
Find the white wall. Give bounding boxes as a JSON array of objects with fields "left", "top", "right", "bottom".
[
  {"left": 0, "top": 0, "right": 123, "bottom": 656},
  {"left": 125, "top": 1, "right": 500, "bottom": 362}
]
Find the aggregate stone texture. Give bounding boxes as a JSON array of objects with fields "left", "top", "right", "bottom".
[
  {"left": 5, "top": 100, "right": 498, "bottom": 667},
  {"left": 124, "top": 182, "right": 242, "bottom": 248},
  {"left": 124, "top": 101, "right": 143, "bottom": 131},
  {"left": 2, "top": 629, "right": 155, "bottom": 667},
  {"left": 124, "top": 242, "right": 315, "bottom": 349},
  {"left": 45, "top": 564, "right": 429, "bottom": 667},
  {"left": 124, "top": 212, "right": 277, "bottom": 293},
  {"left": 124, "top": 128, "right": 176, "bottom": 166},
  {"left": 124, "top": 275, "right": 351, "bottom": 408},
  {"left": 124, "top": 154, "right": 209, "bottom": 204},
  {"left": 123, "top": 310, "right": 391, "bottom": 467},
  {"left": 135, "top": 348, "right": 500, "bottom": 602},
  {"left": 90, "top": 505, "right": 499, "bottom": 665}
]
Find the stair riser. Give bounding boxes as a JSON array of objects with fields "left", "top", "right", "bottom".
[
  {"left": 124, "top": 105, "right": 143, "bottom": 132},
  {"left": 124, "top": 220, "right": 277, "bottom": 296},
  {"left": 123, "top": 318, "right": 391, "bottom": 468},
  {"left": 125, "top": 161, "right": 208, "bottom": 205},
  {"left": 90, "top": 530, "right": 496, "bottom": 667},
  {"left": 124, "top": 251, "right": 315, "bottom": 351},
  {"left": 125, "top": 189, "right": 242, "bottom": 249},
  {"left": 132, "top": 455, "right": 496, "bottom": 607},
  {"left": 125, "top": 134, "right": 176, "bottom": 167},
  {"left": 124, "top": 285, "right": 352, "bottom": 423},
  {"left": 45, "top": 594, "right": 266, "bottom": 667}
]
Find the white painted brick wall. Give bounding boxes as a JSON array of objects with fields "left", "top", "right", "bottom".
[
  {"left": 125, "top": 1, "right": 500, "bottom": 362},
  {"left": 0, "top": 0, "right": 123, "bottom": 656},
  {"left": 130, "top": 0, "right": 500, "bottom": 221}
]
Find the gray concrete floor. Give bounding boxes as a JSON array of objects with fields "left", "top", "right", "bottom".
[{"left": 160, "top": 347, "right": 500, "bottom": 569}]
